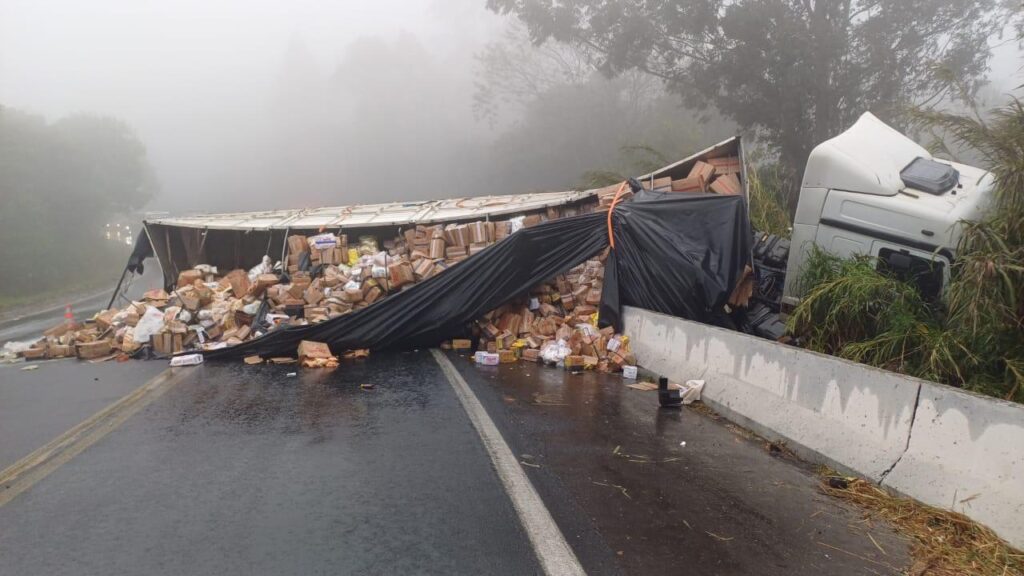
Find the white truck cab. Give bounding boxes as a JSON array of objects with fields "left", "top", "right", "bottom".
[{"left": 781, "top": 112, "right": 995, "bottom": 308}]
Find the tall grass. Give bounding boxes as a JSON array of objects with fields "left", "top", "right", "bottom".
[{"left": 746, "top": 164, "right": 791, "bottom": 237}]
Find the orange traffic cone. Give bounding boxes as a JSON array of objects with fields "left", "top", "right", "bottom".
[{"left": 64, "top": 303, "right": 74, "bottom": 326}]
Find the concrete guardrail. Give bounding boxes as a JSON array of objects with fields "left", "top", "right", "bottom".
[{"left": 622, "top": 306, "right": 1024, "bottom": 549}]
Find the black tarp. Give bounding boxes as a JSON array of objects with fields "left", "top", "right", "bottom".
[{"left": 200, "top": 192, "right": 751, "bottom": 360}]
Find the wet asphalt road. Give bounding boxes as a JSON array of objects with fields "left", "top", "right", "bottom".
[{"left": 0, "top": 350, "right": 910, "bottom": 575}]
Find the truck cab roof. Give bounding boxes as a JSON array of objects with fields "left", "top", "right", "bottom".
[{"left": 801, "top": 112, "right": 994, "bottom": 250}]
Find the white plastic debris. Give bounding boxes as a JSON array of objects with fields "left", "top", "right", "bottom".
[
  {"left": 169, "top": 353, "right": 204, "bottom": 366},
  {"left": 132, "top": 306, "right": 166, "bottom": 342},
  {"left": 2, "top": 340, "right": 36, "bottom": 358},
  {"left": 540, "top": 339, "right": 572, "bottom": 364},
  {"left": 247, "top": 255, "right": 273, "bottom": 282},
  {"left": 509, "top": 215, "right": 526, "bottom": 233},
  {"left": 679, "top": 380, "right": 705, "bottom": 405},
  {"left": 622, "top": 365, "right": 638, "bottom": 379}
]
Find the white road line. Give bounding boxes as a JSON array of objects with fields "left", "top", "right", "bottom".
[{"left": 431, "top": 349, "right": 586, "bottom": 576}]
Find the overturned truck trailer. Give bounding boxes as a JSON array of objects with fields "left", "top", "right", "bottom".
[{"left": 110, "top": 136, "right": 754, "bottom": 360}]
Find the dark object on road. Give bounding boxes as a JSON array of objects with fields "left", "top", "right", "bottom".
[
  {"left": 658, "top": 377, "right": 682, "bottom": 408},
  {"left": 200, "top": 192, "right": 751, "bottom": 360},
  {"left": 742, "top": 303, "right": 788, "bottom": 341},
  {"left": 827, "top": 476, "right": 850, "bottom": 490}
]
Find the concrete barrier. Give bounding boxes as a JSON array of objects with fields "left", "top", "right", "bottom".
[
  {"left": 622, "top": 305, "right": 1024, "bottom": 549},
  {"left": 881, "top": 382, "right": 1024, "bottom": 549},
  {"left": 621, "top": 306, "right": 920, "bottom": 482}
]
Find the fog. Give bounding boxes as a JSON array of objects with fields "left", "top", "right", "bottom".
[
  {"left": 2, "top": 0, "right": 1021, "bottom": 216},
  {"left": 0, "top": 0, "right": 513, "bottom": 212}
]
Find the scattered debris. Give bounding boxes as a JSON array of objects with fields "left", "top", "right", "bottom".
[
  {"left": 169, "top": 353, "right": 203, "bottom": 366},
  {"left": 705, "top": 531, "right": 734, "bottom": 542},
  {"left": 520, "top": 461, "right": 540, "bottom": 468},
  {"left": 359, "top": 383, "right": 375, "bottom": 390},
  {"left": 531, "top": 393, "right": 568, "bottom": 406},
  {"left": 243, "top": 355, "right": 263, "bottom": 365},
  {"left": 820, "top": 472, "right": 1024, "bottom": 575},
  {"left": 20, "top": 364, "right": 39, "bottom": 371},
  {"left": 593, "top": 481, "right": 631, "bottom": 500}
]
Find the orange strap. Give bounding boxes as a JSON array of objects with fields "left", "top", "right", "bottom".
[{"left": 606, "top": 181, "right": 627, "bottom": 249}]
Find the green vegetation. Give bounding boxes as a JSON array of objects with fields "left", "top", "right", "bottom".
[
  {"left": 790, "top": 97, "right": 1024, "bottom": 403},
  {"left": 746, "top": 164, "right": 791, "bottom": 238}
]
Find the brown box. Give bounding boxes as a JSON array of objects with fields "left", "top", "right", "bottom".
[
  {"left": 177, "top": 269, "right": 203, "bottom": 289},
  {"left": 494, "top": 221, "right": 511, "bottom": 241},
  {"left": 651, "top": 176, "right": 673, "bottom": 190},
  {"left": 522, "top": 215, "right": 543, "bottom": 228},
  {"left": 564, "top": 355, "right": 585, "bottom": 368},
  {"left": 413, "top": 258, "right": 435, "bottom": 279},
  {"left": 708, "top": 156, "right": 741, "bottom": 174},
  {"left": 178, "top": 290, "right": 201, "bottom": 311},
  {"left": 287, "top": 234, "right": 309, "bottom": 255},
  {"left": 47, "top": 343, "right": 75, "bottom": 358},
  {"left": 688, "top": 160, "right": 716, "bottom": 186},
  {"left": 521, "top": 349, "right": 540, "bottom": 362},
  {"left": 77, "top": 339, "right": 113, "bottom": 359},
  {"left": 364, "top": 286, "right": 382, "bottom": 304},
  {"left": 710, "top": 173, "right": 742, "bottom": 196},
  {"left": 671, "top": 176, "right": 704, "bottom": 192},
  {"left": 298, "top": 340, "right": 333, "bottom": 361},
  {"left": 388, "top": 261, "right": 415, "bottom": 288},
  {"left": 498, "top": 349, "right": 516, "bottom": 363},
  {"left": 22, "top": 346, "right": 47, "bottom": 360},
  {"left": 445, "top": 246, "right": 467, "bottom": 259},
  {"left": 452, "top": 339, "right": 473, "bottom": 350},
  {"left": 223, "top": 269, "right": 250, "bottom": 297},
  {"left": 304, "top": 286, "right": 324, "bottom": 306}
]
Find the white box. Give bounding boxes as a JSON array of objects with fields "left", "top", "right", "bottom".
[
  {"left": 622, "top": 365, "right": 638, "bottom": 379},
  {"left": 475, "top": 351, "right": 500, "bottom": 366}
]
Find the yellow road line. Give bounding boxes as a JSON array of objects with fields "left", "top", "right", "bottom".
[{"left": 0, "top": 368, "right": 188, "bottom": 507}]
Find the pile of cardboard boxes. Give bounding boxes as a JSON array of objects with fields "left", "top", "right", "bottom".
[
  {"left": 644, "top": 156, "right": 743, "bottom": 195},
  {"left": 458, "top": 249, "right": 636, "bottom": 373},
  {"left": 13, "top": 206, "right": 594, "bottom": 363}
]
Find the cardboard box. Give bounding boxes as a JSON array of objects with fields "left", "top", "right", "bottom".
[
  {"left": 177, "top": 269, "right": 203, "bottom": 289},
  {"left": 388, "top": 261, "right": 415, "bottom": 288},
  {"left": 297, "top": 340, "right": 332, "bottom": 361},
  {"left": 445, "top": 245, "right": 467, "bottom": 259},
  {"left": 47, "top": 343, "right": 75, "bottom": 358},
  {"left": 77, "top": 339, "right": 113, "bottom": 359},
  {"left": 452, "top": 339, "right": 472, "bottom": 350},
  {"left": 671, "top": 176, "right": 703, "bottom": 192},
  {"left": 223, "top": 269, "right": 250, "bottom": 297},
  {"left": 498, "top": 349, "right": 516, "bottom": 363},
  {"left": 521, "top": 349, "right": 540, "bottom": 362},
  {"left": 708, "top": 156, "right": 741, "bottom": 174},
  {"left": 413, "top": 258, "right": 435, "bottom": 279},
  {"left": 287, "top": 234, "right": 309, "bottom": 255},
  {"left": 564, "top": 355, "right": 585, "bottom": 368},
  {"left": 304, "top": 286, "right": 324, "bottom": 306},
  {"left": 710, "top": 173, "right": 742, "bottom": 195},
  {"left": 22, "top": 346, "right": 47, "bottom": 360},
  {"left": 475, "top": 351, "right": 500, "bottom": 366}
]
